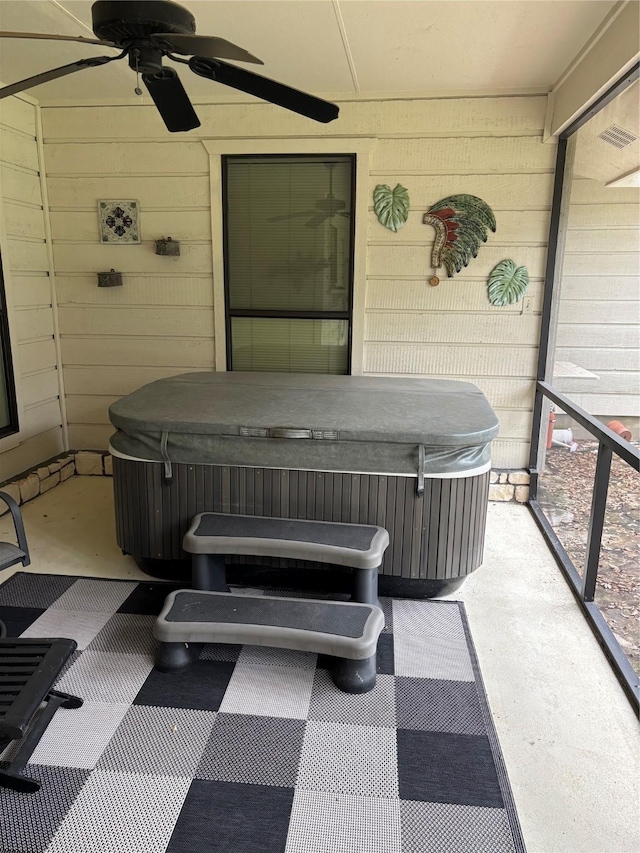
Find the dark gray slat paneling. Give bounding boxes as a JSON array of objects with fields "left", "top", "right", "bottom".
[
  {"left": 427, "top": 479, "right": 441, "bottom": 576},
  {"left": 358, "top": 472, "right": 369, "bottom": 524},
  {"left": 306, "top": 470, "right": 316, "bottom": 519},
  {"left": 289, "top": 469, "right": 298, "bottom": 518},
  {"left": 436, "top": 479, "right": 452, "bottom": 580},
  {"left": 477, "top": 473, "right": 490, "bottom": 563},
  {"left": 281, "top": 469, "right": 290, "bottom": 518},
  {"left": 221, "top": 466, "right": 231, "bottom": 514},
  {"left": 349, "top": 474, "right": 360, "bottom": 524},
  {"left": 114, "top": 460, "right": 490, "bottom": 579},
  {"left": 230, "top": 466, "right": 241, "bottom": 513},
  {"left": 321, "top": 472, "right": 332, "bottom": 522},
  {"left": 254, "top": 468, "right": 264, "bottom": 516}
]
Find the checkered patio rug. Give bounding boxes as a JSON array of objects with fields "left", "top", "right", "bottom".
[{"left": 0, "top": 573, "right": 525, "bottom": 853}]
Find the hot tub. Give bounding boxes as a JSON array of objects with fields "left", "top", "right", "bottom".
[{"left": 109, "top": 372, "right": 499, "bottom": 597}]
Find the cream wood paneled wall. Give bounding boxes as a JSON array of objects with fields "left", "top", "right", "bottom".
[
  {"left": 556, "top": 179, "right": 640, "bottom": 420},
  {"left": 0, "top": 94, "right": 64, "bottom": 481},
  {"left": 41, "top": 95, "right": 555, "bottom": 467}
]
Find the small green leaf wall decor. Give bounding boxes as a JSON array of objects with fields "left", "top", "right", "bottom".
[
  {"left": 487, "top": 259, "right": 529, "bottom": 306},
  {"left": 373, "top": 184, "right": 410, "bottom": 232}
]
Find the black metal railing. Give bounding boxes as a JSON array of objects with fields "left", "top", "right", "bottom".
[{"left": 529, "top": 380, "right": 640, "bottom": 711}]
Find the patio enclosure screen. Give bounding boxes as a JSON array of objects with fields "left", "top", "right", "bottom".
[
  {"left": 529, "top": 66, "right": 640, "bottom": 711},
  {"left": 222, "top": 155, "right": 354, "bottom": 373}
]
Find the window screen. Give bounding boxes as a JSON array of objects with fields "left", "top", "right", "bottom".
[{"left": 223, "top": 155, "right": 354, "bottom": 373}]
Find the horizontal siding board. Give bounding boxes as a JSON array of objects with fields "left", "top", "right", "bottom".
[
  {"left": 570, "top": 180, "right": 640, "bottom": 206},
  {"left": 58, "top": 306, "right": 215, "bottom": 338},
  {"left": 557, "top": 301, "right": 640, "bottom": 325},
  {"left": 556, "top": 324, "right": 639, "bottom": 349},
  {"left": 559, "top": 394, "right": 639, "bottom": 416},
  {"left": 0, "top": 125, "right": 39, "bottom": 171},
  {"left": 556, "top": 347, "right": 640, "bottom": 373},
  {"left": 368, "top": 244, "right": 546, "bottom": 279},
  {"left": 50, "top": 210, "right": 212, "bottom": 243},
  {"left": 10, "top": 275, "right": 52, "bottom": 308},
  {"left": 561, "top": 253, "right": 639, "bottom": 277},
  {"left": 44, "top": 141, "right": 209, "bottom": 176},
  {"left": 366, "top": 312, "right": 540, "bottom": 345},
  {"left": 52, "top": 243, "right": 212, "bottom": 274},
  {"left": 0, "top": 97, "right": 36, "bottom": 136},
  {"left": 14, "top": 307, "right": 55, "bottom": 341},
  {"left": 568, "top": 204, "right": 640, "bottom": 229},
  {"left": 565, "top": 229, "right": 639, "bottom": 254},
  {"left": 7, "top": 238, "right": 49, "bottom": 273},
  {"left": 489, "top": 439, "right": 528, "bottom": 469},
  {"left": 4, "top": 202, "right": 46, "bottom": 240},
  {"left": 66, "top": 395, "right": 117, "bottom": 425},
  {"left": 63, "top": 365, "right": 209, "bottom": 396},
  {"left": 366, "top": 278, "right": 543, "bottom": 312},
  {"left": 21, "top": 369, "right": 59, "bottom": 407},
  {"left": 61, "top": 337, "right": 215, "bottom": 368},
  {"left": 22, "top": 399, "right": 62, "bottom": 438},
  {"left": 368, "top": 209, "right": 550, "bottom": 245},
  {"left": 0, "top": 428, "right": 64, "bottom": 482},
  {"left": 17, "top": 338, "right": 58, "bottom": 374},
  {"left": 47, "top": 176, "right": 210, "bottom": 209},
  {"left": 56, "top": 275, "right": 214, "bottom": 307},
  {"left": 364, "top": 343, "right": 538, "bottom": 376},
  {"left": 560, "top": 276, "right": 640, "bottom": 301},
  {"left": 41, "top": 96, "right": 547, "bottom": 140},
  {"left": 67, "top": 423, "right": 113, "bottom": 450},
  {"left": 1, "top": 165, "right": 42, "bottom": 206},
  {"left": 370, "top": 173, "right": 553, "bottom": 210},
  {"left": 371, "top": 136, "right": 556, "bottom": 173}
]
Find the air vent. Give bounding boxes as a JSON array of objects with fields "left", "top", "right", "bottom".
[{"left": 598, "top": 124, "right": 638, "bottom": 149}]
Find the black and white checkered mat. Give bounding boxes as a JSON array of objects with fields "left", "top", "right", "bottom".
[{"left": 0, "top": 573, "right": 525, "bottom": 853}]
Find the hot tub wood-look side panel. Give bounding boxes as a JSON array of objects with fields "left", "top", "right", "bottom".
[{"left": 113, "top": 458, "right": 489, "bottom": 580}]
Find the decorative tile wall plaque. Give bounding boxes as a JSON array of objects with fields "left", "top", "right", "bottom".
[
  {"left": 422, "top": 194, "right": 496, "bottom": 284},
  {"left": 487, "top": 259, "right": 529, "bottom": 305},
  {"left": 373, "top": 184, "right": 410, "bottom": 232},
  {"left": 98, "top": 200, "right": 140, "bottom": 244}
]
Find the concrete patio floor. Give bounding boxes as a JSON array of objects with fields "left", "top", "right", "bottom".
[{"left": 1, "top": 476, "right": 638, "bottom": 853}]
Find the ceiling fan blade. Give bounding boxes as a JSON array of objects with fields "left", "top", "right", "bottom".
[
  {"left": 305, "top": 213, "right": 331, "bottom": 228},
  {"left": 338, "top": 211, "right": 351, "bottom": 218},
  {"left": 0, "top": 31, "right": 116, "bottom": 47},
  {"left": 142, "top": 68, "right": 201, "bottom": 133},
  {"left": 154, "top": 34, "right": 262, "bottom": 65},
  {"left": 189, "top": 57, "right": 339, "bottom": 124},
  {"left": 0, "top": 56, "right": 117, "bottom": 100}
]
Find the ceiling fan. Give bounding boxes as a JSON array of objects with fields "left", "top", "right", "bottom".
[
  {"left": 270, "top": 163, "right": 351, "bottom": 228},
  {"left": 0, "top": 0, "right": 339, "bottom": 132}
]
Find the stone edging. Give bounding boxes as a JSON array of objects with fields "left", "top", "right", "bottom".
[{"left": 1, "top": 451, "right": 530, "bottom": 511}]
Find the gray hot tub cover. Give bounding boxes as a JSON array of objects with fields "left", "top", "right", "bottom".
[{"left": 108, "top": 372, "right": 499, "bottom": 477}]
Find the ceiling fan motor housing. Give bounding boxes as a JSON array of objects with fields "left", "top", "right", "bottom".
[{"left": 91, "top": 0, "right": 196, "bottom": 43}]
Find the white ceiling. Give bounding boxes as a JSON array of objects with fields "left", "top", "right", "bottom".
[{"left": 0, "top": 0, "right": 618, "bottom": 103}]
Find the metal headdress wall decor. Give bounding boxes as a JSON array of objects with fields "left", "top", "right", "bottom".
[{"left": 422, "top": 194, "right": 496, "bottom": 285}]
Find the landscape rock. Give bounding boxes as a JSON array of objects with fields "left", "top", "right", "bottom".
[
  {"left": 60, "top": 463, "right": 74, "bottom": 482},
  {"left": 514, "top": 485, "right": 530, "bottom": 503},
  {"left": 490, "top": 471, "right": 498, "bottom": 484},
  {"left": 0, "top": 482, "right": 21, "bottom": 515},
  {"left": 489, "top": 483, "right": 514, "bottom": 502},
  {"left": 104, "top": 454, "right": 113, "bottom": 476},
  {"left": 36, "top": 466, "right": 50, "bottom": 481},
  {"left": 499, "top": 473, "right": 508, "bottom": 483},
  {"left": 39, "top": 472, "right": 60, "bottom": 493},
  {"left": 75, "top": 452, "right": 103, "bottom": 476},
  {"left": 509, "top": 471, "right": 530, "bottom": 485},
  {"left": 18, "top": 473, "right": 40, "bottom": 502}
]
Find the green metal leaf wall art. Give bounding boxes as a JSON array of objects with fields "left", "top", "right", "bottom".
[
  {"left": 487, "top": 259, "right": 529, "bottom": 306},
  {"left": 373, "top": 184, "right": 410, "bottom": 232},
  {"left": 422, "top": 194, "right": 496, "bottom": 283}
]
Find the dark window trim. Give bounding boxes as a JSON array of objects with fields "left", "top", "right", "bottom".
[
  {"left": 0, "top": 252, "right": 19, "bottom": 439},
  {"left": 221, "top": 153, "right": 356, "bottom": 372},
  {"left": 528, "top": 64, "right": 640, "bottom": 712}
]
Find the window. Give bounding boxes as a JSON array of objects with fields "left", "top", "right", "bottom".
[
  {"left": 222, "top": 154, "right": 355, "bottom": 373},
  {"left": 0, "top": 252, "right": 18, "bottom": 438}
]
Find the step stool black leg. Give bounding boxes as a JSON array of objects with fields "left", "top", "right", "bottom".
[
  {"left": 192, "top": 554, "right": 229, "bottom": 592},
  {"left": 351, "top": 567, "right": 381, "bottom": 609},
  {"left": 332, "top": 654, "right": 377, "bottom": 694},
  {"left": 155, "top": 641, "right": 202, "bottom": 672}
]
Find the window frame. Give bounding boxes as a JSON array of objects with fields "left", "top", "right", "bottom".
[
  {"left": 0, "top": 251, "right": 19, "bottom": 439},
  {"left": 221, "top": 152, "right": 357, "bottom": 373}
]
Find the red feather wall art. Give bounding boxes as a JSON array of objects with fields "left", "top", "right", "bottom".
[{"left": 422, "top": 194, "right": 496, "bottom": 285}]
